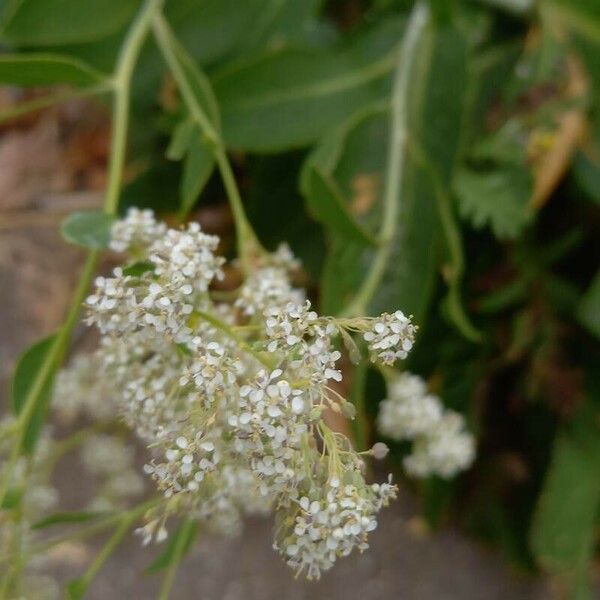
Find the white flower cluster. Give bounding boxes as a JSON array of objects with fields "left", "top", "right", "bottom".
[
  {"left": 363, "top": 310, "right": 416, "bottom": 365},
  {"left": 377, "top": 372, "right": 475, "bottom": 479},
  {"left": 109, "top": 207, "right": 166, "bottom": 254},
  {"left": 53, "top": 353, "right": 118, "bottom": 423},
  {"left": 68, "top": 208, "right": 419, "bottom": 576},
  {"left": 274, "top": 475, "right": 397, "bottom": 579}
]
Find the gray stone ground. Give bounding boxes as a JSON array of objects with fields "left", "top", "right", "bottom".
[{"left": 0, "top": 227, "right": 551, "bottom": 600}]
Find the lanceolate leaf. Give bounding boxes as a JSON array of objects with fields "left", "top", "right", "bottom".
[
  {"left": 1, "top": 0, "right": 141, "bottom": 46},
  {"left": 304, "top": 166, "right": 376, "bottom": 246},
  {"left": 576, "top": 270, "right": 600, "bottom": 339},
  {"left": 32, "top": 511, "right": 110, "bottom": 530},
  {"left": 167, "top": 117, "right": 216, "bottom": 216},
  {"left": 180, "top": 134, "right": 215, "bottom": 216},
  {"left": 146, "top": 520, "right": 198, "bottom": 573},
  {"left": 11, "top": 335, "right": 58, "bottom": 453},
  {"left": 213, "top": 18, "right": 405, "bottom": 152},
  {"left": 530, "top": 401, "right": 600, "bottom": 597},
  {"left": 0, "top": 54, "right": 107, "bottom": 86},
  {"left": 307, "top": 22, "right": 471, "bottom": 328}
]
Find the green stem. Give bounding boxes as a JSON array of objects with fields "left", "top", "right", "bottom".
[
  {"left": 340, "top": 1, "right": 430, "bottom": 317},
  {"left": 349, "top": 361, "right": 369, "bottom": 451},
  {"left": 0, "top": 83, "right": 113, "bottom": 126},
  {"left": 105, "top": 0, "right": 165, "bottom": 216},
  {"left": 0, "top": 251, "right": 98, "bottom": 510},
  {"left": 0, "top": 0, "right": 164, "bottom": 530},
  {"left": 407, "top": 139, "right": 481, "bottom": 342},
  {"left": 195, "top": 310, "right": 275, "bottom": 369},
  {"left": 157, "top": 520, "right": 194, "bottom": 600},
  {"left": 151, "top": 12, "right": 262, "bottom": 268},
  {"left": 70, "top": 501, "right": 151, "bottom": 597}
]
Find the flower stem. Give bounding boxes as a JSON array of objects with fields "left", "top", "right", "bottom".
[
  {"left": 157, "top": 519, "right": 195, "bottom": 600},
  {"left": 340, "top": 1, "right": 430, "bottom": 317},
  {"left": 69, "top": 499, "right": 154, "bottom": 597},
  {"left": 151, "top": 12, "right": 263, "bottom": 268},
  {"left": 0, "top": 0, "right": 164, "bottom": 533},
  {"left": 195, "top": 310, "right": 276, "bottom": 370}
]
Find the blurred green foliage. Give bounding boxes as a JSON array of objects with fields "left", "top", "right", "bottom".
[{"left": 0, "top": 0, "right": 598, "bottom": 595}]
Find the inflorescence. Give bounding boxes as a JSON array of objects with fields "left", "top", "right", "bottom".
[
  {"left": 55, "top": 207, "right": 438, "bottom": 579},
  {"left": 377, "top": 372, "right": 475, "bottom": 479}
]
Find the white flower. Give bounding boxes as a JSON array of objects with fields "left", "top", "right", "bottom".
[
  {"left": 76, "top": 209, "right": 414, "bottom": 576},
  {"left": 236, "top": 267, "right": 303, "bottom": 316},
  {"left": 403, "top": 411, "right": 476, "bottom": 479},
  {"left": 110, "top": 207, "right": 166, "bottom": 254},
  {"left": 377, "top": 373, "right": 442, "bottom": 441},
  {"left": 363, "top": 311, "right": 416, "bottom": 365},
  {"left": 274, "top": 475, "right": 397, "bottom": 579},
  {"left": 376, "top": 372, "right": 475, "bottom": 480}
]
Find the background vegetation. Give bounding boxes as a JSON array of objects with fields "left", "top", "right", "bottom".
[{"left": 0, "top": 0, "right": 598, "bottom": 597}]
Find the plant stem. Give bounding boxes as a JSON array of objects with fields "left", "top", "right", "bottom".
[
  {"left": 406, "top": 140, "right": 481, "bottom": 342},
  {"left": 195, "top": 310, "right": 276, "bottom": 369},
  {"left": 0, "top": 0, "right": 164, "bottom": 542},
  {"left": 0, "top": 251, "right": 98, "bottom": 511},
  {"left": 151, "top": 12, "right": 263, "bottom": 268},
  {"left": 157, "top": 520, "right": 194, "bottom": 600},
  {"left": 70, "top": 500, "right": 152, "bottom": 597},
  {"left": 340, "top": 1, "right": 430, "bottom": 317},
  {"left": 0, "top": 83, "right": 113, "bottom": 125},
  {"left": 105, "top": 0, "right": 165, "bottom": 216}
]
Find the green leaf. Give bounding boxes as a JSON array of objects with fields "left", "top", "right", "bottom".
[
  {"left": 310, "top": 22, "right": 473, "bottom": 327},
  {"left": 576, "top": 271, "right": 600, "bottom": 339},
  {"left": 32, "top": 511, "right": 109, "bottom": 530},
  {"left": 213, "top": 18, "right": 405, "bottom": 152},
  {"left": 146, "top": 520, "right": 198, "bottom": 573},
  {"left": 167, "top": 119, "right": 216, "bottom": 217},
  {"left": 454, "top": 165, "right": 534, "bottom": 239},
  {"left": 11, "top": 335, "right": 58, "bottom": 453},
  {"left": 304, "top": 166, "right": 376, "bottom": 246},
  {"left": 166, "top": 119, "right": 195, "bottom": 161},
  {"left": 529, "top": 401, "right": 600, "bottom": 597},
  {"left": 122, "top": 261, "right": 155, "bottom": 277},
  {"left": 166, "top": 0, "right": 267, "bottom": 65},
  {"left": 0, "top": 488, "right": 22, "bottom": 510},
  {"left": 2, "top": 0, "right": 142, "bottom": 46},
  {"left": 0, "top": 54, "right": 107, "bottom": 86},
  {"left": 67, "top": 578, "right": 86, "bottom": 600},
  {"left": 180, "top": 135, "right": 215, "bottom": 216},
  {"left": 60, "top": 211, "right": 114, "bottom": 250}
]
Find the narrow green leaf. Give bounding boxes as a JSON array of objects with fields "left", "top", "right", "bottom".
[
  {"left": 67, "top": 578, "right": 86, "bottom": 600},
  {"left": 529, "top": 401, "right": 600, "bottom": 597},
  {"left": 61, "top": 211, "right": 114, "bottom": 250},
  {"left": 307, "top": 22, "right": 478, "bottom": 327},
  {"left": 0, "top": 488, "right": 22, "bottom": 510},
  {"left": 166, "top": 118, "right": 216, "bottom": 216},
  {"left": 2, "top": 0, "right": 141, "bottom": 46},
  {"left": 305, "top": 166, "right": 376, "bottom": 246},
  {"left": 147, "top": 520, "right": 198, "bottom": 573},
  {"left": 180, "top": 134, "right": 215, "bottom": 216},
  {"left": 32, "top": 511, "right": 109, "bottom": 530},
  {"left": 0, "top": 54, "right": 107, "bottom": 86},
  {"left": 11, "top": 335, "right": 58, "bottom": 453},
  {"left": 166, "top": 119, "right": 195, "bottom": 161},
  {"left": 576, "top": 271, "right": 600, "bottom": 339}
]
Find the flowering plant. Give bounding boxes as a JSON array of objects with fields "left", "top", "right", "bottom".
[{"left": 1, "top": 0, "right": 597, "bottom": 598}]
